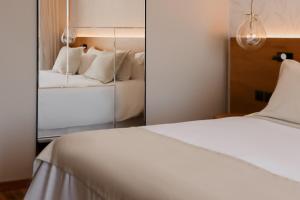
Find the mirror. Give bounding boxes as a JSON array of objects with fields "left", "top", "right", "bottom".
[{"left": 38, "top": 0, "right": 145, "bottom": 143}]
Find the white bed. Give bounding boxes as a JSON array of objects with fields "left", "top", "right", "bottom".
[
  {"left": 38, "top": 70, "right": 145, "bottom": 140},
  {"left": 26, "top": 116, "right": 300, "bottom": 200}
]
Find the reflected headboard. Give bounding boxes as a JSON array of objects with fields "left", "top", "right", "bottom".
[
  {"left": 230, "top": 38, "right": 300, "bottom": 114},
  {"left": 72, "top": 37, "right": 145, "bottom": 52}
]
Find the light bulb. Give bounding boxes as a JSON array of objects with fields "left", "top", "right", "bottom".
[{"left": 236, "top": 14, "right": 266, "bottom": 50}]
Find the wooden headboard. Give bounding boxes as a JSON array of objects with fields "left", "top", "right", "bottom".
[{"left": 230, "top": 38, "right": 300, "bottom": 114}]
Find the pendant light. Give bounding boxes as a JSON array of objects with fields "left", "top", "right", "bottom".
[{"left": 236, "top": 0, "right": 266, "bottom": 50}]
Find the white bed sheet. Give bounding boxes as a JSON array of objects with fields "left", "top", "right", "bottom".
[{"left": 145, "top": 117, "right": 300, "bottom": 183}]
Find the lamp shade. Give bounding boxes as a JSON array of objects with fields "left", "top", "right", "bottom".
[{"left": 236, "top": 14, "right": 267, "bottom": 50}]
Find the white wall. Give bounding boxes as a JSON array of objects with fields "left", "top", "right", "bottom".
[
  {"left": 146, "top": 0, "right": 229, "bottom": 124},
  {"left": 0, "top": 0, "right": 36, "bottom": 182},
  {"left": 71, "top": 0, "right": 145, "bottom": 28},
  {"left": 230, "top": 0, "right": 300, "bottom": 37}
]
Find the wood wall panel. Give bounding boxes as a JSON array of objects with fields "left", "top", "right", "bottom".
[{"left": 230, "top": 38, "right": 300, "bottom": 114}]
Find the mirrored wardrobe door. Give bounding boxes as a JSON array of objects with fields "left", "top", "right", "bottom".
[
  {"left": 70, "top": 0, "right": 146, "bottom": 129},
  {"left": 113, "top": 0, "right": 146, "bottom": 128},
  {"left": 38, "top": 0, "right": 116, "bottom": 143},
  {"left": 38, "top": 0, "right": 74, "bottom": 142},
  {"left": 69, "top": 0, "right": 117, "bottom": 132},
  {"left": 115, "top": 28, "right": 146, "bottom": 128}
]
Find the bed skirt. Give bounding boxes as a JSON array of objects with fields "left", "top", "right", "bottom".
[{"left": 25, "top": 161, "right": 103, "bottom": 200}]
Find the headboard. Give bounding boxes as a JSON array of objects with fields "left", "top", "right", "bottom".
[{"left": 230, "top": 38, "right": 300, "bottom": 114}]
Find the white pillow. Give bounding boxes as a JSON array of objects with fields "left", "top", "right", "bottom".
[
  {"left": 52, "top": 47, "right": 83, "bottom": 74},
  {"left": 257, "top": 60, "right": 300, "bottom": 124},
  {"left": 131, "top": 52, "right": 145, "bottom": 80},
  {"left": 117, "top": 51, "right": 135, "bottom": 81},
  {"left": 78, "top": 54, "right": 97, "bottom": 75},
  {"left": 84, "top": 51, "right": 128, "bottom": 83}
]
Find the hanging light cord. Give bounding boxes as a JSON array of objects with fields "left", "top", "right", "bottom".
[
  {"left": 250, "top": 0, "right": 254, "bottom": 16},
  {"left": 250, "top": 0, "right": 254, "bottom": 31}
]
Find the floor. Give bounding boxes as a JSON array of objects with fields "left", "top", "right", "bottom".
[
  {"left": 0, "top": 180, "right": 30, "bottom": 200},
  {"left": 0, "top": 189, "right": 27, "bottom": 200}
]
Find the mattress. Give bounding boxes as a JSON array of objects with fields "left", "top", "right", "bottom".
[{"left": 26, "top": 117, "right": 300, "bottom": 200}]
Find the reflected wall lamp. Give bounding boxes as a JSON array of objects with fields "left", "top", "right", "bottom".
[
  {"left": 61, "top": 0, "right": 76, "bottom": 45},
  {"left": 61, "top": 27, "right": 77, "bottom": 45}
]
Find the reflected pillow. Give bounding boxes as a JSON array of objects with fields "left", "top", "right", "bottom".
[
  {"left": 88, "top": 47, "right": 128, "bottom": 70},
  {"left": 52, "top": 47, "right": 83, "bottom": 74},
  {"left": 135, "top": 52, "right": 145, "bottom": 65},
  {"left": 117, "top": 51, "right": 135, "bottom": 81},
  {"left": 131, "top": 52, "right": 145, "bottom": 80},
  {"left": 257, "top": 60, "right": 300, "bottom": 124},
  {"left": 87, "top": 47, "right": 102, "bottom": 55},
  {"left": 78, "top": 54, "right": 97, "bottom": 75},
  {"left": 84, "top": 51, "right": 128, "bottom": 83}
]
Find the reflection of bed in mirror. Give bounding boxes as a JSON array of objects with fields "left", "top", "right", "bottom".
[
  {"left": 38, "top": 37, "right": 145, "bottom": 142},
  {"left": 38, "top": 73, "right": 144, "bottom": 141}
]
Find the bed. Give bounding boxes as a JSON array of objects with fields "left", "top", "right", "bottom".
[
  {"left": 38, "top": 70, "right": 145, "bottom": 141},
  {"left": 28, "top": 60, "right": 300, "bottom": 199},
  {"left": 26, "top": 116, "right": 300, "bottom": 200}
]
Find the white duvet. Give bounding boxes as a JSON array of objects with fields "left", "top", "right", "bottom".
[{"left": 146, "top": 117, "right": 300, "bottom": 183}]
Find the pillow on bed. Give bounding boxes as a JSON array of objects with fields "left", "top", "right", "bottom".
[
  {"left": 257, "top": 59, "right": 300, "bottom": 124},
  {"left": 52, "top": 47, "right": 83, "bottom": 74},
  {"left": 84, "top": 51, "right": 128, "bottom": 83},
  {"left": 117, "top": 51, "right": 135, "bottom": 81},
  {"left": 78, "top": 54, "right": 97, "bottom": 75},
  {"left": 131, "top": 52, "right": 145, "bottom": 80}
]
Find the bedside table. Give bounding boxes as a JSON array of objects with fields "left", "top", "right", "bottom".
[{"left": 214, "top": 113, "right": 246, "bottom": 119}]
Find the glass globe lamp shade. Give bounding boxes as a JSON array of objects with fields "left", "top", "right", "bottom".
[
  {"left": 236, "top": 14, "right": 267, "bottom": 50},
  {"left": 61, "top": 27, "right": 77, "bottom": 45}
]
